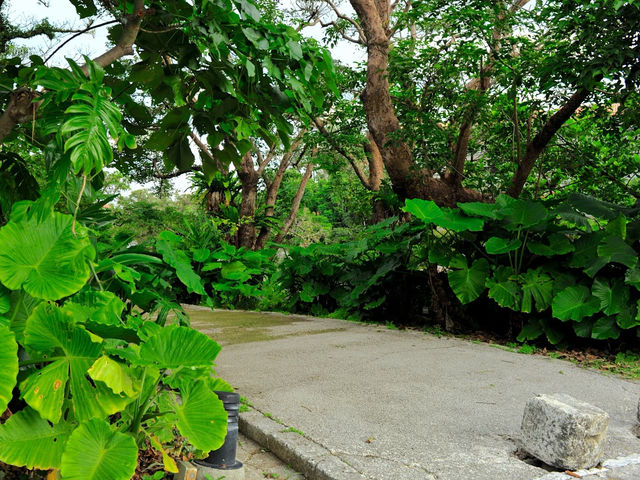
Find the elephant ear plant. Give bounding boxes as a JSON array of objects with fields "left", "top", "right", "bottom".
[
  {"left": 0, "top": 57, "right": 229, "bottom": 479},
  {"left": 405, "top": 193, "right": 640, "bottom": 344},
  {"left": 0, "top": 202, "right": 229, "bottom": 479}
]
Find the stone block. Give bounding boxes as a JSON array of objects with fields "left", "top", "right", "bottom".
[
  {"left": 520, "top": 393, "right": 609, "bottom": 470},
  {"left": 174, "top": 460, "right": 198, "bottom": 480}
]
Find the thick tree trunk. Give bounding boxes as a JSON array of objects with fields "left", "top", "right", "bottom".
[
  {"left": 275, "top": 162, "right": 314, "bottom": 243},
  {"left": 236, "top": 152, "right": 259, "bottom": 249},
  {"left": 0, "top": 89, "right": 36, "bottom": 142},
  {"left": 349, "top": 0, "right": 482, "bottom": 207}
]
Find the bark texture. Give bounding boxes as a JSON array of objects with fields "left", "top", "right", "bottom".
[
  {"left": 349, "top": 0, "right": 483, "bottom": 206},
  {"left": 275, "top": 161, "right": 315, "bottom": 243},
  {"left": 236, "top": 152, "right": 260, "bottom": 249}
]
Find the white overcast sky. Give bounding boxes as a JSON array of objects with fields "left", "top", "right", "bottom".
[{"left": 5, "top": 0, "right": 363, "bottom": 194}]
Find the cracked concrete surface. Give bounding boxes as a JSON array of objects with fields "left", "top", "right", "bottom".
[
  {"left": 238, "top": 432, "right": 305, "bottom": 480},
  {"left": 190, "top": 308, "right": 640, "bottom": 480}
]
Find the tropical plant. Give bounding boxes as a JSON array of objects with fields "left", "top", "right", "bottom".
[
  {"left": 0, "top": 0, "right": 336, "bottom": 475},
  {"left": 405, "top": 193, "right": 640, "bottom": 344},
  {"left": 275, "top": 217, "right": 429, "bottom": 321},
  {"left": 155, "top": 225, "right": 277, "bottom": 309}
]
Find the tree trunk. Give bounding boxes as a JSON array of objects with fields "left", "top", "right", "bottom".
[
  {"left": 254, "top": 149, "right": 296, "bottom": 249},
  {"left": 349, "top": 0, "right": 483, "bottom": 206},
  {"left": 274, "top": 162, "right": 314, "bottom": 243},
  {"left": 236, "top": 152, "right": 259, "bottom": 249}
]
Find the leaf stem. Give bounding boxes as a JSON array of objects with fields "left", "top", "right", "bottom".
[
  {"left": 19, "top": 356, "right": 64, "bottom": 366},
  {"left": 71, "top": 174, "right": 87, "bottom": 236}
]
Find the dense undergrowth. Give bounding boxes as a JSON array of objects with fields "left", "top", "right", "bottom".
[{"left": 146, "top": 192, "right": 640, "bottom": 352}]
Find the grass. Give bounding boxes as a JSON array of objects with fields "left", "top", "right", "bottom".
[
  {"left": 240, "top": 396, "right": 253, "bottom": 413},
  {"left": 263, "top": 412, "right": 284, "bottom": 425},
  {"left": 280, "top": 426, "right": 305, "bottom": 436}
]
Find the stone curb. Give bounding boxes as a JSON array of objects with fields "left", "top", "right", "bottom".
[{"left": 238, "top": 409, "right": 366, "bottom": 480}]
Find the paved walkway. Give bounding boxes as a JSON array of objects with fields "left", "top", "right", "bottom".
[
  {"left": 188, "top": 307, "right": 640, "bottom": 480},
  {"left": 238, "top": 432, "right": 305, "bottom": 480}
]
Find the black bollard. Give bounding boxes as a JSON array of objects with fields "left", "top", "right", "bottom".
[{"left": 196, "top": 391, "right": 243, "bottom": 470}]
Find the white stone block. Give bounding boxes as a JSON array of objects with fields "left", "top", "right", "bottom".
[{"left": 520, "top": 393, "right": 609, "bottom": 470}]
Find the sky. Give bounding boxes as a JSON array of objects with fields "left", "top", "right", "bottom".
[{"left": 6, "top": 0, "right": 362, "bottom": 195}]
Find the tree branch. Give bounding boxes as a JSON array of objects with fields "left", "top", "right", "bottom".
[
  {"left": 255, "top": 140, "right": 279, "bottom": 177},
  {"left": 43, "top": 20, "right": 120, "bottom": 64},
  {"left": 152, "top": 156, "right": 201, "bottom": 179},
  {"left": 507, "top": 88, "right": 591, "bottom": 197},
  {"left": 313, "top": 117, "right": 374, "bottom": 189},
  {"left": 189, "top": 132, "right": 225, "bottom": 173},
  {"left": 324, "top": 0, "right": 368, "bottom": 44},
  {"left": 89, "top": 0, "right": 146, "bottom": 70},
  {"left": 275, "top": 157, "right": 315, "bottom": 243},
  {"left": 0, "top": 1, "right": 147, "bottom": 144}
]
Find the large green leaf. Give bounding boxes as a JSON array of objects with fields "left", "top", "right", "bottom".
[
  {"left": 486, "top": 266, "right": 519, "bottom": 309},
  {"left": 156, "top": 234, "right": 206, "bottom": 295},
  {"left": 569, "top": 231, "right": 605, "bottom": 268},
  {"left": 501, "top": 199, "right": 548, "bottom": 230},
  {"left": 221, "top": 261, "right": 249, "bottom": 280},
  {"left": 0, "top": 325, "right": 18, "bottom": 413},
  {"left": 591, "top": 317, "right": 621, "bottom": 340},
  {"left": 485, "top": 237, "right": 521, "bottom": 255},
  {"left": 457, "top": 201, "right": 501, "bottom": 219},
  {"left": 140, "top": 324, "right": 221, "bottom": 369},
  {"left": 88, "top": 356, "right": 138, "bottom": 397},
  {"left": 436, "top": 208, "right": 484, "bottom": 232},
  {"left": 0, "top": 408, "right": 73, "bottom": 469},
  {"left": 69, "top": 290, "right": 125, "bottom": 325},
  {"left": 60, "top": 419, "right": 138, "bottom": 480},
  {"left": 448, "top": 257, "right": 489, "bottom": 304},
  {"left": 403, "top": 199, "right": 443, "bottom": 223},
  {"left": 615, "top": 303, "right": 639, "bottom": 329},
  {"left": 551, "top": 285, "right": 601, "bottom": 322},
  {"left": 596, "top": 236, "right": 637, "bottom": 269},
  {"left": 22, "top": 304, "right": 130, "bottom": 422},
  {"left": 527, "top": 233, "right": 574, "bottom": 257},
  {"left": 520, "top": 268, "right": 553, "bottom": 313},
  {"left": 403, "top": 199, "right": 483, "bottom": 232},
  {"left": 173, "top": 380, "right": 228, "bottom": 452},
  {"left": 0, "top": 284, "right": 9, "bottom": 314},
  {"left": 0, "top": 210, "right": 94, "bottom": 300},
  {"left": 626, "top": 266, "right": 640, "bottom": 290},
  {"left": 592, "top": 278, "right": 629, "bottom": 315},
  {"left": 539, "top": 318, "right": 565, "bottom": 345},
  {"left": 573, "top": 318, "right": 596, "bottom": 338},
  {"left": 6, "top": 290, "right": 40, "bottom": 343},
  {"left": 517, "top": 319, "right": 543, "bottom": 342}
]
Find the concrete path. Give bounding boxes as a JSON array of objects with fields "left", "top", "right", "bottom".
[
  {"left": 188, "top": 308, "right": 640, "bottom": 480},
  {"left": 238, "top": 432, "right": 305, "bottom": 480}
]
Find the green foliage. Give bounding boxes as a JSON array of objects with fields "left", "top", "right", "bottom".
[
  {"left": 152, "top": 222, "right": 277, "bottom": 309},
  {"left": 275, "top": 218, "right": 427, "bottom": 321},
  {"left": 407, "top": 193, "right": 640, "bottom": 344},
  {"left": 0, "top": 207, "right": 94, "bottom": 300},
  {"left": 60, "top": 419, "right": 138, "bottom": 480}
]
